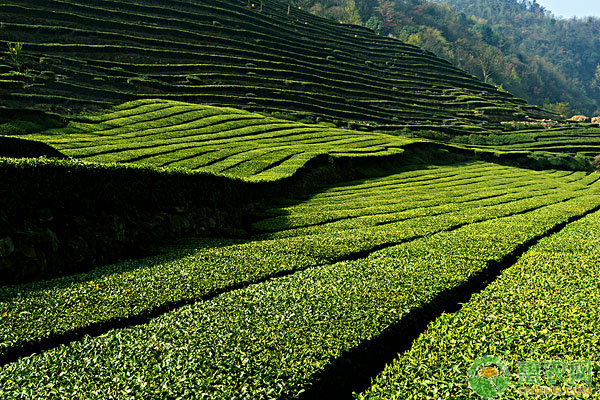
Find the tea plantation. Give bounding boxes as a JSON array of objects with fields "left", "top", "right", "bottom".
[
  {"left": 1, "top": 0, "right": 600, "bottom": 398},
  {"left": 0, "top": 0, "right": 554, "bottom": 131},
  {"left": 9, "top": 99, "right": 413, "bottom": 180},
  {"left": 358, "top": 195, "right": 600, "bottom": 399},
  {"left": 1, "top": 162, "right": 600, "bottom": 399},
  {"left": 453, "top": 124, "right": 600, "bottom": 156}
]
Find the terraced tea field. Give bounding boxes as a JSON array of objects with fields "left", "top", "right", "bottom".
[
  {"left": 6, "top": 98, "right": 598, "bottom": 184},
  {"left": 358, "top": 193, "right": 600, "bottom": 400},
  {"left": 2, "top": 0, "right": 600, "bottom": 397},
  {"left": 490, "top": 126, "right": 600, "bottom": 156},
  {"left": 454, "top": 124, "right": 600, "bottom": 156},
  {"left": 0, "top": 0, "right": 551, "bottom": 129},
  {"left": 10, "top": 99, "right": 412, "bottom": 180},
  {"left": 1, "top": 162, "right": 599, "bottom": 398}
]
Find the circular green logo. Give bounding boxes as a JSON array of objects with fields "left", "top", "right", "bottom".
[{"left": 468, "top": 355, "right": 511, "bottom": 398}]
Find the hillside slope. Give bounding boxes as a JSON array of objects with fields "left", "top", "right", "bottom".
[
  {"left": 4, "top": 99, "right": 593, "bottom": 185},
  {"left": 0, "top": 0, "right": 551, "bottom": 130},
  {"left": 1, "top": 162, "right": 599, "bottom": 397},
  {"left": 441, "top": 0, "right": 600, "bottom": 116},
  {"left": 11, "top": 99, "right": 412, "bottom": 181},
  {"left": 297, "top": 0, "right": 599, "bottom": 116}
]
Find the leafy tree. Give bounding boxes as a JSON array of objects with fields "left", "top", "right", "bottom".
[
  {"left": 375, "top": 0, "right": 397, "bottom": 31},
  {"left": 469, "top": 23, "right": 500, "bottom": 46},
  {"left": 341, "top": 0, "right": 362, "bottom": 25},
  {"left": 365, "top": 15, "right": 384, "bottom": 34},
  {"left": 443, "top": 0, "right": 600, "bottom": 114},
  {"left": 592, "top": 64, "right": 600, "bottom": 89},
  {"left": 543, "top": 102, "right": 575, "bottom": 118},
  {"left": 591, "top": 155, "right": 600, "bottom": 171}
]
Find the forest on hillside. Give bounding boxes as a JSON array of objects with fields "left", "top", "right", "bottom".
[{"left": 288, "top": 0, "right": 600, "bottom": 117}]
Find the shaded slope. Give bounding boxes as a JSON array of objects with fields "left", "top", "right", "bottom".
[
  {"left": 0, "top": 0, "right": 551, "bottom": 130},
  {"left": 0, "top": 137, "right": 66, "bottom": 159}
]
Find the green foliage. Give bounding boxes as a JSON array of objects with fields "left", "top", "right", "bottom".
[
  {"left": 544, "top": 102, "right": 575, "bottom": 118},
  {"left": 469, "top": 23, "right": 500, "bottom": 46},
  {"left": 340, "top": 0, "right": 362, "bottom": 25},
  {"left": 15, "top": 99, "right": 413, "bottom": 181},
  {"left": 1, "top": 164, "right": 599, "bottom": 397},
  {"left": 450, "top": 124, "right": 600, "bottom": 167},
  {"left": 0, "top": 162, "right": 591, "bottom": 349},
  {"left": 443, "top": 0, "right": 600, "bottom": 115},
  {"left": 7, "top": 99, "right": 592, "bottom": 181},
  {"left": 591, "top": 64, "right": 600, "bottom": 89},
  {"left": 365, "top": 15, "right": 383, "bottom": 34},
  {"left": 358, "top": 200, "right": 600, "bottom": 399}
]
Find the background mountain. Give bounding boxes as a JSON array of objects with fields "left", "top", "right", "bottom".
[{"left": 294, "top": 0, "right": 600, "bottom": 117}]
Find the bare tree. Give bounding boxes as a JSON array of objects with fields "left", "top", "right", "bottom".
[{"left": 473, "top": 45, "right": 502, "bottom": 84}]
